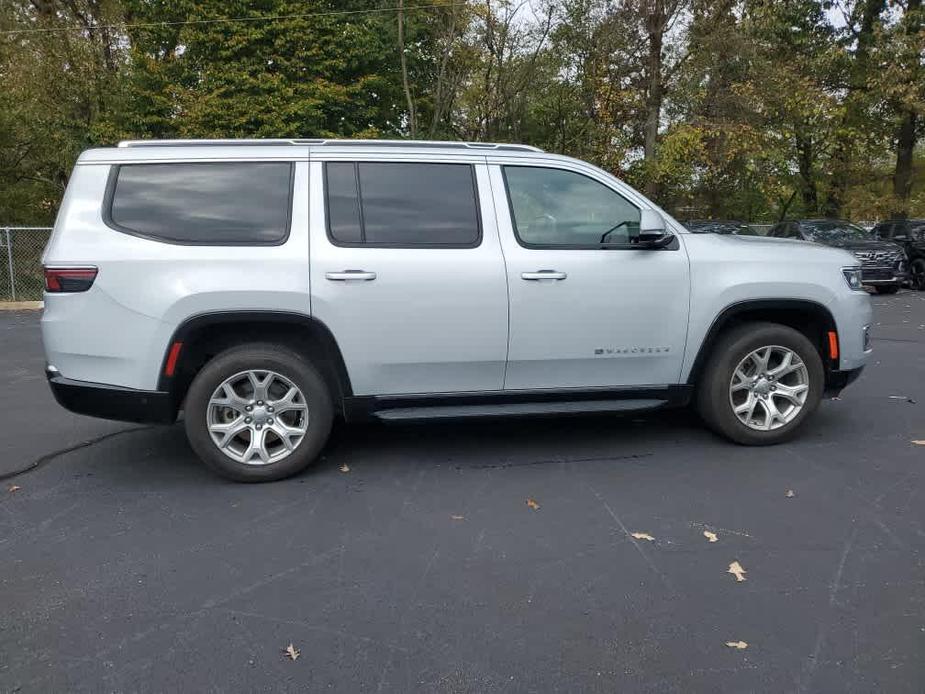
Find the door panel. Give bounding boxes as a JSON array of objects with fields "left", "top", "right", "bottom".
[
  {"left": 489, "top": 164, "right": 690, "bottom": 390},
  {"left": 309, "top": 161, "right": 508, "bottom": 395}
]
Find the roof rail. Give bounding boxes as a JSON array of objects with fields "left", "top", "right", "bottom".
[{"left": 117, "top": 138, "right": 543, "bottom": 153}]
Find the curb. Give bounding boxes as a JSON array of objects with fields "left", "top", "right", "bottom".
[{"left": 0, "top": 301, "right": 43, "bottom": 311}]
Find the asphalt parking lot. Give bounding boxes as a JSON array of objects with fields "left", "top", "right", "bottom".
[{"left": 2, "top": 294, "right": 924, "bottom": 693}]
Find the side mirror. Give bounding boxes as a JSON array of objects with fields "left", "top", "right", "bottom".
[{"left": 635, "top": 209, "right": 674, "bottom": 248}]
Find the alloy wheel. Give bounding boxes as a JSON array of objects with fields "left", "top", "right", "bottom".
[
  {"left": 729, "top": 345, "right": 809, "bottom": 431},
  {"left": 207, "top": 370, "right": 309, "bottom": 465}
]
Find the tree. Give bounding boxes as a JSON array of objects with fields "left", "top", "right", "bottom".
[
  {"left": 885, "top": 0, "right": 924, "bottom": 216},
  {"left": 824, "top": 0, "right": 887, "bottom": 217}
]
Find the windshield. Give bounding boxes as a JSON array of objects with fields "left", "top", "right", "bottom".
[
  {"left": 801, "top": 221, "right": 871, "bottom": 242},
  {"left": 685, "top": 221, "right": 756, "bottom": 235}
]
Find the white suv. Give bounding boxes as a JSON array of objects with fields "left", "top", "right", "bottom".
[{"left": 42, "top": 139, "right": 872, "bottom": 481}]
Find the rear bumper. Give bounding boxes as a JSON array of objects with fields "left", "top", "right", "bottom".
[
  {"left": 824, "top": 366, "right": 865, "bottom": 398},
  {"left": 47, "top": 368, "right": 176, "bottom": 424}
]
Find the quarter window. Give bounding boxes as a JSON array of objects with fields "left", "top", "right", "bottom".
[
  {"left": 324, "top": 162, "right": 481, "bottom": 247},
  {"left": 502, "top": 166, "right": 640, "bottom": 247},
  {"left": 107, "top": 162, "right": 293, "bottom": 244}
]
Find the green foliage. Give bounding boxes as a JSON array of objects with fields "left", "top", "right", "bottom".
[{"left": 0, "top": 0, "right": 922, "bottom": 224}]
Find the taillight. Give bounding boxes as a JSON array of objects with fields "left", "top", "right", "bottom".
[{"left": 44, "top": 267, "right": 98, "bottom": 293}]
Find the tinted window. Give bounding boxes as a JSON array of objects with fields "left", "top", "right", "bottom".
[
  {"left": 325, "top": 163, "right": 363, "bottom": 244},
  {"left": 108, "top": 162, "right": 292, "bottom": 244},
  {"left": 503, "top": 166, "right": 640, "bottom": 247},
  {"left": 871, "top": 223, "right": 890, "bottom": 239},
  {"left": 325, "top": 162, "right": 480, "bottom": 246}
]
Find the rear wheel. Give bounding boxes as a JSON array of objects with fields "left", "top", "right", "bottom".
[
  {"left": 696, "top": 322, "right": 824, "bottom": 445},
  {"left": 911, "top": 259, "right": 925, "bottom": 291},
  {"left": 184, "top": 344, "right": 333, "bottom": 482},
  {"left": 874, "top": 285, "right": 900, "bottom": 295}
]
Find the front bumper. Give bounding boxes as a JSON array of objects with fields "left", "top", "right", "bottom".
[
  {"left": 47, "top": 368, "right": 177, "bottom": 424},
  {"left": 860, "top": 266, "right": 908, "bottom": 286},
  {"left": 824, "top": 366, "right": 865, "bottom": 398}
]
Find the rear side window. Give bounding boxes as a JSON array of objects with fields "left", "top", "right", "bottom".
[
  {"left": 324, "top": 162, "right": 481, "bottom": 247},
  {"left": 106, "top": 162, "right": 293, "bottom": 245}
]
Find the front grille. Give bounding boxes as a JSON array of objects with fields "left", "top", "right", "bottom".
[{"left": 853, "top": 249, "right": 902, "bottom": 266}]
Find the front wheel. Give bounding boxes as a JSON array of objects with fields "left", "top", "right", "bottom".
[
  {"left": 184, "top": 344, "right": 334, "bottom": 482},
  {"left": 911, "top": 259, "right": 925, "bottom": 291},
  {"left": 696, "top": 322, "right": 824, "bottom": 445}
]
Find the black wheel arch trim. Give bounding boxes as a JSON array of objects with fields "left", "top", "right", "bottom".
[
  {"left": 687, "top": 299, "right": 839, "bottom": 386},
  {"left": 157, "top": 310, "right": 353, "bottom": 409}
]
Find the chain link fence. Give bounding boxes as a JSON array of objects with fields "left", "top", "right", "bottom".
[{"left": 1, "top": 227, "right": 52, "bottom": 302}]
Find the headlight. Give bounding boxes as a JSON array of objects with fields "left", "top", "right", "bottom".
[{"left": 842, "top": 267, "right": 864, "bottom": 291}]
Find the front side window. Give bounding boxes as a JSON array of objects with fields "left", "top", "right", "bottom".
[
  {"left": 325, "top": 162, "right": 481, "bottom": 247},
  {"left": 107, "top": 162, "right": 293, "bottom": 244},
  {"left": 871, "top": 224, "right": 891, "bottom": 239},
  {"left": 502, "top": 166, "right": 640, "bottom": 248}
]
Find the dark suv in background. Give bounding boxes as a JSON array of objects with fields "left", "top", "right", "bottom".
[
  {"left": 870, "top": 219, "right": 925, "bottom": 290},
  {"left": 768, "top": 219, "right": 908, "bottom": 294}
]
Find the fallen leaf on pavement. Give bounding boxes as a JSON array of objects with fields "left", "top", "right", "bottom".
[
  {"left": 703, "top": 531, "right": 718, "bottom": 543},
  {"left": 526, "top": 498, "right": 540, "bottom": 510},
  {"left": 725, "top": 640, "right": 748, "bottom": 650},
  {"left": 283, "top": 643, "right": 300, "bottom": 661},
  {"left": 451, "top": 515, "right": 465, "bottom": 520},
  {"left": 8, "top": 485, "right": 20, "bottom": 493},
  {"left": 728, "top": 561, "right": 747, "bottom": 582},
  {"left": 339, "top": 463, "right": 350, "bottom": 473},
  {"left": 631, "top": 532, "right": 655, "bottom": 541},
  {"left": 786, "top": 489, "right": 795, "bottom": 498}
]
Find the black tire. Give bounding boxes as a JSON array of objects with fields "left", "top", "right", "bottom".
[
  {"left": 696, "top": 322, "right": 824, "bottom": 445},
  {"left": 874, "top": 286, "right": 900, "bottom": 295},
  {"left": 184, "top": 343, "right": 334, "bottom": 482},
  {"left": 911, "top": 259, "right": 925, "bottom": 291}
]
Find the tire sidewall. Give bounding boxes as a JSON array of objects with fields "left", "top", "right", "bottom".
[
  {"left": 700, "top": 324, "right": 824, "bottom": 445},
  {"left": 912, "top": 258, "right": 925, "bottom": 290},
  {"left": 184, "top": 345, "right": 333, "bottom": 482}
]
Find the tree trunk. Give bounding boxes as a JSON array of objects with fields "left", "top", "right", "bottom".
[
  {"left": 397, "top": 0, "right": 417, "bottom": 138},
  {"left": 891, "top": 0, "right": 922, "bottom": 217},
  {"left": 643, "top": 1, "right": 665, "bottom": 198},
  {"left": 824, "top": 0, "right": 886, "bottom": 217},
  {"left": 796, "top": 132, "right": 818, "bottom": 214}
]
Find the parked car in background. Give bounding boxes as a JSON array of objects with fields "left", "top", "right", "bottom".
[
  {"left": 768, "top": 219, "right": 908, "bottom": 294},
  {"left": 684, "top": 220, "right": 761, "bottom": 236},
  {"left": 870, "top": 219, "right": 925, "bottom": 291}
]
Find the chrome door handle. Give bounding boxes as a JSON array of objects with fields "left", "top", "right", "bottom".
[
  {"left": 521, "top": 270, "right": 567, "bottom": 281},
  {"left": 325, "top": 270, "right": 377, "bottom": 281}
]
